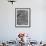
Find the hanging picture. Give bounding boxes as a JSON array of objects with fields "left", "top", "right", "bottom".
[{"left": 15, "top": 8, "right": 31, "bottom": 27}]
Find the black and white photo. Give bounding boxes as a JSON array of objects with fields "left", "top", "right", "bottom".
[{"left": 15, "top": 8, "right": 31, "bottom": 27}]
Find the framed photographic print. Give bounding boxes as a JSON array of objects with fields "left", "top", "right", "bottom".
[{"left": 15, "top": 8, "right": 31, "bottom": 28}]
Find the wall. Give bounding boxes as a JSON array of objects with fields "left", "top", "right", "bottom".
[{"left": 0, "top": 0, "right": 46, "bottom": 42}]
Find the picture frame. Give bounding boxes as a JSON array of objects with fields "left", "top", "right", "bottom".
[{"left": 15, "top": 8, "right": 31, "bottom": 28}]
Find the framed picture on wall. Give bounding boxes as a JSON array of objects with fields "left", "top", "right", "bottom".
[{"left": 15, "top": 8, "right": 31, "bottom": 28}]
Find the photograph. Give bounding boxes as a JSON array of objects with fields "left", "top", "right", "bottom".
[{"left": 15, "top": 8, "right": 31, "bottom": 27}]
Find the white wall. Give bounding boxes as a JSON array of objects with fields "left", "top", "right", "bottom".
[{"left": 0, "top": 0, "right": 46, "bottom": 42}]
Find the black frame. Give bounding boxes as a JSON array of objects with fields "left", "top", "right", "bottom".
[{"left": 15, "top": 8, "right": 31, "bottom": 28}]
